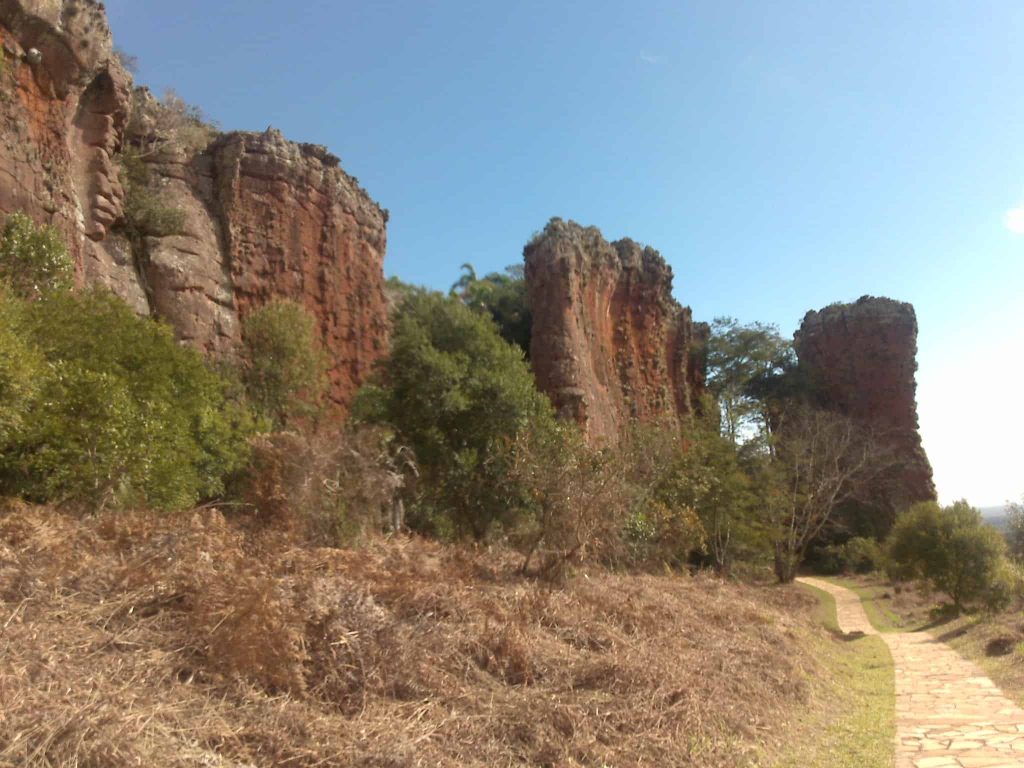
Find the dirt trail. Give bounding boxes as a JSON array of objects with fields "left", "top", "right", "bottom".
[{"left": 798, "top": 577, "right": 1024, "bottom": 768}]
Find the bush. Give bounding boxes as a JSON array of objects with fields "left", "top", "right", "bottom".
[
  {"left": 1006, "top": 498, "right": 1024, "bottom": 562},
  {"left": 1, "top": 289, "right": 254, "bottom": 510},
  {"left": 887, "top": 500, "right": 1009, "bottom": 611},
  {"left": 119, "top": 149, "right": 186, "bottom": 241},
  {"left": 241, "top": 427, "right": 413, "bottom": 546},
  {"left": 981, "top": 558, "right": 1024, "bottom": 613},
  {"left": 0, "top": 287, "right": 44, "bottom": 447},
  {"left": 0, "top": 213, "right": 73, "bottom": 298},
  {"left": 239, "top": 300, "right": 328, "bottom": 429},
  {"left": 353, "top": 291, "right": 556, "bottom": 540},
  {"left": 842, "top": 536, "right": 886, "bottom": 574}
]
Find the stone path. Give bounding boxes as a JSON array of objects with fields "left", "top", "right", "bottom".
[{"left": 798, "top": 577, "right": 1024, "bottom": 768}]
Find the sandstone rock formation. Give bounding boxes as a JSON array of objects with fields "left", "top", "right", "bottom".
[
  {"left": 795, "top": 296, "right": 936, "bottom": 520},
  {"left": 525, "top": 218, "right": 707, "bottom": 444},
  {"left": 0, "top": 0, "right": 389, "bottom": 409}
]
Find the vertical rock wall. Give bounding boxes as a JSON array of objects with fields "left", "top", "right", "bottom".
[
  {"left": 525, "top": 218, "right": 707, "bottom": 444},
  {"left": 795, "top": 296, "right": 936, "bottom": 518},
  {"left": 0, "top": 1, "right": 389, "bottom": 411}
]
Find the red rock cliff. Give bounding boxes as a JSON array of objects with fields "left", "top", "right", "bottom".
[
  {"left": 524, "top": 218, "right": 707, "bottom": 444},
  {"left": 0, "top": 1, "right": 388, "bottom": 410},
  {"left": 794, "top": 296, "right": 936, "bottom": 517}
]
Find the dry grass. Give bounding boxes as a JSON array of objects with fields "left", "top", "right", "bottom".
[{"left": 0, "top": 501, "right": 823, "bottom": 767}]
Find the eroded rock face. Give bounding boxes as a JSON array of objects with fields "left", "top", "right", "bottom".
[
  {"left": 210, "top": 130, "right": 389, "bottom": 406},
  {"left": 0, "top": 0, "right": 144, "bottom": 308},
  {"left": 0, "top": 1, "right": 389, "bottom": 410},
  {"left": 795, "top": 296, "right": 936, "bottom": 519},
  {"left": 525, "top": 218, "right": 707, "bottom": 444}
]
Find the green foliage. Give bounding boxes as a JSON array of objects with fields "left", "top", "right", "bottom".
[
  {"left": 353, "top": 291, "right": 554, "bottom": 539},
  {"left": 1006, "top": 498, "right": 1024, "bottom": 562},
  {"left": 239, "top": 300, "right": 328, "bottom": 429},
  {"left": 119, "top": 149, "right": 186, "bottom": 242},
  {"left": 675, "top": 414, "right": 770, "bottom": 572},
  {"left": 0, "top": 213, "right": 74, "bottom": 299},
  {"left": 0, "top": 288, "right": 44, "bottom": 447},
  {"left": 1, "top": 289, "right": 254, "bottom": 510},
  {"left": 887, "top": 500, "right": 1009, "bottom": 610},
  {"left": 450, "top": 263, "right": 532, "bottom": 356},
  {"left": 706, "top": 316, "right": 793, "bottom": 445},
  {"left": 815, "top": 536, "right": 886, "bottom": 575}
]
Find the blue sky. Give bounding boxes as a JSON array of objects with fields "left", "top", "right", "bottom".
[{"left": 106, "top": 1, "right": 1024, "bottom": 507}]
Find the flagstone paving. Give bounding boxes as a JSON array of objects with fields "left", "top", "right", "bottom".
[{"left": 798, "top": 577, "right": 1024, "bottom": 768}]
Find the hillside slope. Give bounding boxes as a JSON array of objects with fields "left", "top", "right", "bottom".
[{"left": 0, "top": 504, "right": 825, "bottom": 767}]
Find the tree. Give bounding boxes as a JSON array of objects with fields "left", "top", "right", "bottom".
[
  {"left": 2, "top": 289, "right": 254, "bottom": 510},
  {"left": 0, "top": 287, "right": 43, "bottom": 448},
  {"left": 506, "top": 421, "right": 622, "bottom": 578},
  {"left": 705, "top": 317, "right": 793, "bottom": 445},
  {"left": 0, "top": 213, "right": 73, "bottom": 299},
  {"left": 240, "top": 300, "right": 328, "bottom": 429},
  {"left": 766, "top": 404, "right": 893, "bottom": 582},
  {"left": 887, "top": 500, "right": 1009, "bottom": 611},
  {"left": 352, "top": 291, "right": 555, "bottom": 539},
  {"left": 1006, "top": 498, "right": 1024, "bottom": 562},
  {"left": 450, "top": 263, "right": 532, "bottom": 356}
]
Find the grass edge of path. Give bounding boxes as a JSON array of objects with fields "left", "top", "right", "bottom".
[
  {"left": 824, "top": 574, "right": 1024, "bottom": 710},
  {"left": 768, "top": 582, "right": 895, "bottom": 768}
]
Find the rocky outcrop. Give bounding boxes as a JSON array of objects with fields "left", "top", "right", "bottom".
[
  {"left": 0, "top": 1, "right": 389, "bottom": 410},
  {"left": 524, "top": 218, "right": 707, "bottom": 444},
  {"left": 795, "top": 296, "right": 936, "bottom": 519},
  {"left": 0, "top": 0, "right": 143, "bottom": 307}
]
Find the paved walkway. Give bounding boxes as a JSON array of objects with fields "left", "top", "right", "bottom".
[{"left": 798, "top": 577, "right": 1024, "bottom": 768}]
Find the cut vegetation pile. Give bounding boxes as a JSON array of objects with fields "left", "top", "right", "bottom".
[{"left": 0, "top": 503, "right": 823, "bottom": 767}]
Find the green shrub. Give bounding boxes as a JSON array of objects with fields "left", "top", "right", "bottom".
[
  {"left": 239, "top": 300, "right": 328, "bottom": 429},
  {"left": 887, "top": 500, "right": 1009, "bottom": 611},
  {"left": 842, "top": 536, "right": 886, "bottom": 574},
  {"left": 0, "top": 287, "right": 44, "bottom": 447},
  {"left": 353, "top": 291, "right": 556, "bottom": 540},
  {"left": 0, "top": 213, "right": 73, "bottom": 298},
  {"left": 981, "top": 558, "right": 1024, "bottom": 613},
  {"left": 450, "top": 263, "right": 532, "bottom": 355},
  {"left": 120, "top": 149, "right": 186, "bottom": 240},
  {"left": 1, "top": 289, "right": 254, "bottom": 510}
]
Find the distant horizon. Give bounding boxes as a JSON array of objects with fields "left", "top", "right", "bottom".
[{"left": 105, "top": 0, "right": 1024, "bottom": 508}]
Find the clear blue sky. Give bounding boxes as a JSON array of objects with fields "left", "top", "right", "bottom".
[{"left": 107, "top": 1, "right": 1024, "bottom": 507}]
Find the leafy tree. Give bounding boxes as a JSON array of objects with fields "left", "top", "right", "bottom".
[
  {"left": 706, "top": 317, "right": 793, "bottom": 445},
  {"left": 506, "top": 420, "right": 622, "bottom": 578},
  {"left": 0, "top": 213, "right": 73, "bottom": 299},
  {"left": 765, "top": 404, "right": 894, "bottom": 582},
  {"left": 0, "top": 287, "right": 43, "bottom": 447},
  {"left": 353, "top": 291, "right": 554, "bottom": 539},
  {"left": 451, "top": 263, "right": 532, "bottom": 356},
  {"left": 887, "top": 500, "right": 1009, "bottom": 611},
  {"left": 1006, "top": 498, "right": 1024, "bottom": 562},
  {"left": 2, "top": 290, "right": 254, "bottom": 510},
  {"left": 240, "top": 300, "right": 328, "bottom": 429}
]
